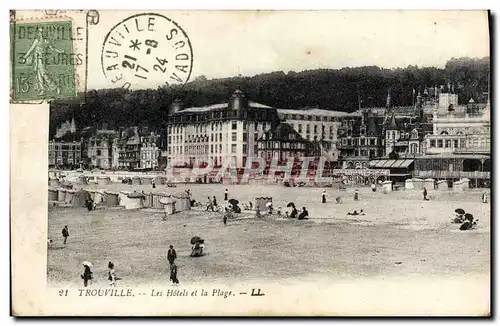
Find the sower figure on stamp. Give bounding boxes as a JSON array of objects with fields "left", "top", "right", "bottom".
[
  {"left": 24, "top": 28, "right": 64, "bottom": 96},
  {"left": 167, "top": 245, "right": 177, "bottom": 264},
  {"left": 61, "top": 225, "right": 69, "bottom": 245}
]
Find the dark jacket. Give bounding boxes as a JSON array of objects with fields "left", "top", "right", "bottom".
[
  {"left": 167, "top": 248, "right": 177, "bottom": 262},
  {"left": 62, "top": 228, "right": 69, "bottom": 237}
]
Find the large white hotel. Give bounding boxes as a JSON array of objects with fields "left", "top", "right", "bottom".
[{"left": 166, "top": 90, "right": 352, "bottom": 168}]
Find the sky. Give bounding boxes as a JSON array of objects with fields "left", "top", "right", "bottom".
[{"left": 80, "top": 10, "right": 490, "bottom": 90}]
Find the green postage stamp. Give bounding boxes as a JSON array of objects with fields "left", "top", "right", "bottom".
[{"left": 10, "top": 19, "right": 78, "bottom": 101}]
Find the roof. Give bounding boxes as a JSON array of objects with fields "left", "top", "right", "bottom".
[
  {"left": 415, "top": 154, "right": 490, "bottom": 160},
  {"left": 369, "top": 159, "right": 415, "bottom": 169},
  {"left": 278, "top": 108, "right": 353, "bottom": 117},
  {"left": 260, "top": 122, "right": 307, "bottom": 142},
  {"left": 181, "top": 101, "right": 272, "bottom": 113}
]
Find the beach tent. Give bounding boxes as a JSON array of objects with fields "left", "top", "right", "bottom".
[
  {"left": 49, "top": 178, "right": 61, "bottom": 187},
  {"left": 64, "top": 190, "right": 78, "bottom": 206},
  {"left": 437, "top": 180, "right": 449, "bottom": 190},
  {"left": 453, "top": 180, "right": 464, "bottom": 191},
  {"left": 141, "top": 177, "right": 153, "bottom": 185},
  {"left": 404, "top": 178, "right": 414, "bottom": 190},
  {"left": 142, "top": 192, "right": 153, "bottom": 208},
  {"left": 160, "top": 196, "right": 177, "bottom": 215},
  {"left": 77, "top": 175, "right": 89, "bottom": 185},
  {"left": 255, "top": 197, "right": 272, "bottom": 211},
  {"left": 424, "top": 178, "right": 435, "bottom": 190},
  {"left": 151, "top": 192, "right": 169, "bottom": 209},
  {"left": 74, "top": 190, "right": 89, "bottom": 207},
  {"left": 97, "top": 177, "right": 112, "bottom": 185},
  {"left": 57, "top": 188, "right": 67, "bottom": 202},
  {"left": 172, "top": 192, "right": 191, "bottom": 212},
  {"left": 382, "top": 180, "right": 393, "bottom": 193},
  {"left": 105, "top": 191, "right": 120, "bottom": 206},
  {"left": 124, "top": 191, "right": 145, "bottom": 209},
  {"left": 413, "top": 178, "right": 424, "bottom": 190},
  {"left": 48, "top": 188, "right": 58, "bottom": 201},
  {"left": 154, "top": 176, "right": 166, "bottom": 185},
  {"left": 460, "top": 178, "right": 470, "bottom": 189},
  {"left": 60, "top": 181, "right": 73, "bottom": 190},
  {"left": 119, "top": 191, "right": 131, "bottom": 207},
  {"left": 131, "top": 176, "right": 141, "bottom": 185},
  {"left": 94, "top": 190, "right": 105, "bottom": 205}
]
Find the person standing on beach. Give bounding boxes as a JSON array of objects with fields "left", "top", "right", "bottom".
[
  {"left": 224, "top": 189, "right": 228, "bottom": 201},
  {"left": 213, "top": 196, "right": 218, "bottom": 209},
  {"left": 423, "top": 187, "right": 428, "bottom": 200},
  {"left": 205, "top": 196, "right": 214, "bottom": 211},
  {"left": 322, "top": 190, "right": 327, "bottom": 203},
  {"left": 81, "top": 264, "right": 93, "bottom": 287},
  {"left": 108, "top": 262, "right": 117, "bottom": 286},
  {"left": 61, "top": 225, "right": 69, "bottom": 245},
  {"left": 354, "top": 189, "right": 359, "bottom": 201},
  {"left": 152, "top": 180, "right": 156, "bottom": 189},
  {"left": 170, "top": 262, "right": 179, "bottom": 285},
  {"left": 371, "top": 183, "right": 376, "bottom": 192},
  {"left": 167, "top": 245, "right": 177, "bottom": 264}
]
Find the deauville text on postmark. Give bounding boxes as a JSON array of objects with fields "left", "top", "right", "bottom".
[{"left": 101, "top": 13, "right": 194, "bottom": 90}]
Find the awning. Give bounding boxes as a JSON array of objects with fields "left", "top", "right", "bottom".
[{"left": 369, "top": 159, "right": 415, "bottom": 169}]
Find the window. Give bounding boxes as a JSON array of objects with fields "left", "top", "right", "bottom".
[
  {"left": 232, "top": 121, "right": 237, "bottom": 130},
  {"left": 211, "top": 134, "right": 214, "bottom": 142},
  {"left": 219, "top": 133, "right": 222, "bottom": 141},
  {"left": 298, "top": 124, "right": 303, "bottom": 133},
  {"left": 219, "top": 144, "right": 222, "bottom": 152},
  {"left": 243, "top": 144, "right": 247, "bottom": 153},
  {"left": 243, "top": 121, "right": 247, "bottom": 130},
  {"left": 370, "top": 138, "right": 375, "bottom": 146},
  {"left": 232, "top": 132, "right": 237, "bottom": 142},
  {"left": 231, "top": 144, "right": 237, "bottom": 153},
  {"left": 445, "top": 140, "right": 451, "bottom": 148},
  {"left": 243, "top": 133, "right": 248, "bottom": 142},
  {"left": 210, "top": 144, "right": 213, "bottom": 153},
  {"left": 306, "top": 125, "right": 310, "bottom": 133},
  {"left": 314, "top": 125, "right": 318, "bottom": 134},
  {"left": 453, "top": 140, "right": 458, "bottom": 148},
  {"left": 254, "top": 145, "right": 258, "bottom": 154},
  {"left": 360, "top": 138, "right": 365, "bottom": 146},
  {"left": 430, "top": 139, "right": 436, "bottom": 148},
  {"left": 253, "top": 133, "right": 258, "bottom": 141},
  {"left": 307, "top": 116, "right": 312, "bottom": 121},
  {"left": 315, "top": 116, "right": 321, "bottom": 121},
  {"left": 437, "top": 139, "right": 443, "bottom": 148},
  {"left": 97, "top": 149, "right": 101, "bottom": 156}
]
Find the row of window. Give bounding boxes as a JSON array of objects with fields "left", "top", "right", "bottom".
[
  {"left": 168, "top": 121, "right": 269, "bottom": 134},
  {"left": 257, "top": 142, "right": 307, "bottom": 150},
  {"left": 296, "top": 124, "right": 335, "bottom": 135},
  {"left": 341, "top": 137, "right": 379, "bottom": 146},
  {"left": 283, "top": 114, "right": 342, "bottom": 123}
]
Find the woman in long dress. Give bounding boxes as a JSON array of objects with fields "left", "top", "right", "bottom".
[{"left": 24, "top": 28, "right": 64, "bottom": 96}]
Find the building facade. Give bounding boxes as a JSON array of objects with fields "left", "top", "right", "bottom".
[
  {"left": 48, "top": 140, "right": 82, "bottom": 168},
  {"left": 166, "top": 90, "right": 280, "bottom": 169},
  {"left": 86, "top": 130, "right": 119, "bottom": 170},
  {"left": 118, "top": 127, "right": 141, "bottom": 170},
  {"left": 140, "top": 133, "right": 161, "bottom": 169},
  {"left": 257, "top": 122, "right": 312, "bottom": 161},
  {"left": 277, "top": 108, "right": 349, "bottom": 161}
]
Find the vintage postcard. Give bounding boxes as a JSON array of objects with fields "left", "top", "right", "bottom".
[{"left": 10, "top": 10, "right": 491, "bottom": 316}]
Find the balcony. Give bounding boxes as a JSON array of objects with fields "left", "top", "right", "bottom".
[{"left": 413, "top": 170, "right": 491, "bottom": 179}]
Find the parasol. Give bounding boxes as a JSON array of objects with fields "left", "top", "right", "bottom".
[
  {"left": 81, "top": 261, "right": 93, "bottom": 267},
  {"left": 464, "top": 213, "right": 474, "bottom": 222},
  {"left": 454, "top": 208, "right": 465, "bottom": 215},
  {"left": 229, "top": 199, "right": 239, "bottom": 206},
  {"left": 286, "top": 202, "right": 295, "bottom": 208},
  {"left": 190, "top": 236, "right": 203, "bottom": 245},
  {"left": 266, "top": 202, "right": 273, "bottom": 208}
]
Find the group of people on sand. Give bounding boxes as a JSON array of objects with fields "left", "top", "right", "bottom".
[
  {"left": 320, "top": 189, "right": 359, "bottom": 204},
  {"left": 80, "top": 261, "right": 119, "bottom": 288}
]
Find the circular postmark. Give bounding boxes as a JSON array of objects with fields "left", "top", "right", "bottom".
[{"left": 101, "top": 13, "right": 193, "bottom": 89}]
